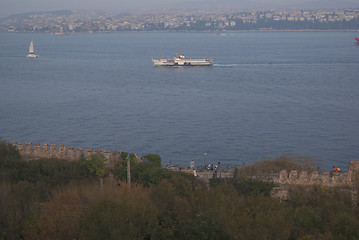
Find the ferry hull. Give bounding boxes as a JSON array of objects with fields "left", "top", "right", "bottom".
[
  {"left": 176, "top": 59, "right": 213, "bottom": 66},
  {"left": 152, "top": 58, "right": 213, "bottom": 66},
  {"left": 153, "top": 59, "right": 176, "bottom": 66}
]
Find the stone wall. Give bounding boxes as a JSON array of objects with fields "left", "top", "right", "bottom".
[
  {"left": 270, "top": 161, "right": 359, "bottom": 202},
  {"left": 9, "top": 142, "right": 359, "bottom": 187},
  {"left": 10, "top": 141, "right": 127, "bottom": 169},
  {"left": 271, "top": 161, "right": 358, "bottom": 187}
]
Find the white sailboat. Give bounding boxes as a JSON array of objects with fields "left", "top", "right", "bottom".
[{"left": 26, "top": 40, "right": 39, "bottom": 58}]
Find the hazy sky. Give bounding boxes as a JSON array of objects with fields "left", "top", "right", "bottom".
[{"left": 1, "top": 0, "right": 358, "bottom": 18}]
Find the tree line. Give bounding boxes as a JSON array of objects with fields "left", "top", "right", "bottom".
[{"left": 1, "top": 140, "right": 359, "bottom": 239}]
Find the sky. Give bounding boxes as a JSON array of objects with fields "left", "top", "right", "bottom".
[{"left": 1, "top": 0, "right": 359, "bottom": 18}]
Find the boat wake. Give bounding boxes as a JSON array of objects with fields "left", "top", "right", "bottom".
[
  {"left": 213, "top": 63, "right": 241, "bottom": 67},
  {"left": 214, "top": 62, "right": 359, "bottom": 68}
]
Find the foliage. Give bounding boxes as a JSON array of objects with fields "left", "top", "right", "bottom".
[
  {"left": 0, "top": 140, "right": 21, "bottom": 162},
  {"left": 114, "top": 153, "right": 168, "bottom": 187},
  {"left": 0, "top": 140, "right": 93, "bottom": 187},
  {"left": 120, "top": 152, "right": 128, "bottom": 161},
  {"left": 79, "top": 154, "right": 107, "bottom": 178},
  {"left": 62, "top": 183, "right": 158, "bottom": 240},
  {"left": 210, "top": 177, "right": 276, "bottom": 196},
  {"left": 232, "top": 178, "right": 276, "bottom": 197},
  {"left": 114, "top": 161, "right": 173, "bottom": 187},
  {"left": 1, "top": 140, "right": 359, "bottom": 239},
  {"left": 0, "top": 140, "right": 22, "bottom": 179},
  {"left": 113, "top": 165, "right": 127, "bottom": 182},
  {"left": 7, "top": 158, "right": 92, "bottom": 188},
  {"left": 129, "top": 153, "right": 138, "bottom": 165},
  {"left": 181, "top": 213, "right": 231, "bottom": 240},
  {"left": 132, "top": 164, "right": 173, "bottom": 187},
  {"left": 143, "top": 154, "right": 161, "bottom": 167},
  {"left": 150, "top": 174, "right": 208, "bottom": 238},
  {"left": 354, "top": 171, "right": 359, "bottom": 206},
  {"left": 291, "top": 206, "right": 324, "bottom": 238},
  {"left": 208, "top": 177, "right": 228, "bottom": 188},
  {"left": 286, "top": 185, "right": 358, "bottom": 239},
  {"left": 119, "top": 151, "right": 128, "bottom": 166},
  {"left": 79, "top": 195, "right": 158, "bottom": 240},
  {"left": 0, "top": 140, "right": 100, "bottom": 239}
]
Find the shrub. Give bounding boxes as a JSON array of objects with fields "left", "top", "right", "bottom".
[{"left": 79, "top": 197, "right": 157, "bottom": 240}]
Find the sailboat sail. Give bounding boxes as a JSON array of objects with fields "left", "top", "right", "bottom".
[
  {"left": 26, "top": 40, "right": 38, "bottom": 58},
  {"left": 29, "top": 40, "right": 34, "bottom": 53}
]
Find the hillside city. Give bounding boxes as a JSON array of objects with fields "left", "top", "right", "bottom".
[{"left": 1, "top": 8, "right": 359, "bottom": 33}]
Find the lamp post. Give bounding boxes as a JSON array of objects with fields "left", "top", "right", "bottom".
[
  {"left": 127, "top": 156, "right": 131, "bottom": 188},
  {"left": 204, "top": 152, "right": 207, "bottom": 169}
]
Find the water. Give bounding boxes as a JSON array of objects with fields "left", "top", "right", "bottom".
[{"left": 1, "top": 31, "right": 359, "bottom": 170}]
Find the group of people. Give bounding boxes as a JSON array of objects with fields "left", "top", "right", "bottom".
[{"left": 206, "top": 162, "right": 221, "bottom": 178}]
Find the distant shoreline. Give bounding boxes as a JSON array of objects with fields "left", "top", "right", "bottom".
[{"left": 2, "top": 29, "right": 359, "bottom": 34}]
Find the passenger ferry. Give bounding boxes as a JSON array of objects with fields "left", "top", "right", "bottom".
[{"left": 152, "top": 49, "right": 213, "bottom": 66}]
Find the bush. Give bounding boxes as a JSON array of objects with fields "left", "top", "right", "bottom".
[
  {"left": 181, "top": 213, "right": 230, "bottom": 240},
  {"left": 143, "top": 154, "right": 161, "bottom": 167},
  {"left": 0, "top": 140, "right": 22, "bottom": 179},
  {"left": 114, "top": 153, "right": 169, "bottom": 187},
  {"left": 114, "top": 161, "right": 173, "bottom": 187},
  {"left": 79, "top": 154, "right": 107, "bottom": 178},
  {"left": 209, "top": 177, "right": 276, "bottom": 197},
  {"left": 12, "top": 158, "right": 92, "bottom": 187},
  {"left": 233, "top": 178, "right": 276, "bottom": 197},
  {"left": 80, "top": 197, "right": 157, "bottom": 240}
]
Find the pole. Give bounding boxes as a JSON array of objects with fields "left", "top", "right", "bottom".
[
  {"left": 127, "top": 157, "right": 131, "bottom": 188},
  {"left": 204, "top": 152, "right": 207, "bottom": 168}
]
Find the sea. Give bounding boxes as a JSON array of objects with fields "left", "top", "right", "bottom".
[{"left": 1, "top": 31, "right": 359, "bottom": 171}]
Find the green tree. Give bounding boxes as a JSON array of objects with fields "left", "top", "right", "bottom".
[
  {"left": 181, "top": 213, "right": 230, "bottom": 240},
  {"left": 79, "top": 154, "right": 107, "bottom": 179},
  {"left": 150, "top": 174, "right": 207, "bottom": 238},
  {"left": 79, "top": 198, "right": 157, "bottom": 240},
  {"left": 0, "top": 140, "right": 20, "bottom": 162},
  {"left": 80, "top": 154, "right": 107, "bottom": 189},
  {"left": 0, "top": 140, "right": 22, "bottom": 180},
  {"left": 120, "top": 152, "right": 128, "bottom": 162},
  {"left": 330, "top": 212, "right": 359, "bottom": 240},
  {"left": 233, "top": 178, "right": 276, "bottom": 197},
  {"left": 114, "top": 153, "right": 169, "bottom": 187},
  {"left": 209, "top": 177, "right": 276, "bottom": 197},
  {"left": 290, "top": 206, "right": 324, "bottom": 238},
  {"left": 143, "top": 154, "right": 161, "bottom": 167}
]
